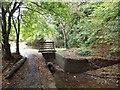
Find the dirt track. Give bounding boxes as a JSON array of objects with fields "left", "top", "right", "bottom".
[{"left": 2, "top": 49, "right": 56, "bottom": 89}]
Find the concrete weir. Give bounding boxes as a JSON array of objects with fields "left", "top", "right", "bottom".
[
  {"left": 55, "top": 53, "right": 120, "bottom": 73},
  {"left": 56, "top": 54, "right": 91, "bottom": 73}
]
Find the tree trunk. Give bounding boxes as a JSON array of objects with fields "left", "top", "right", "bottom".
[
  {"left": 16, "top": 8, "right": 20, "bottom": 55},
  {"left": 16, "top": 33, "right": 20, "bottom": 54},
  {"left": 65, "top": 37, "right": 68, "bottom": 48},
  {"left": 61, "top": 26, "right": 68, "bottom": 48},
  {"left": 4, "top": 41, "right": 12, "bottom": 59},
  {"left": 5, "top": 57, "right": 27, "bottom": 79},
  {"left": 63, "top": 34, "right": 68, "bottom": 48},
  {"left": 1, "top": 6, "right": 6, "bottom": 57},
  {"left": 1, "top": 5, "right": 12, "bottom": 60},
  {"left": 1, "top": 2, "right": 22, "bottom": 60},
  {"left": 12, "top": 16, "right": 20, "bottom": 55}
]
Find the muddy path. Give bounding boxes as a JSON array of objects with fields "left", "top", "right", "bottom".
[
  {"left": 3, "top": 50, "right": 42, "bottom": 88},
  {"left": 2, "top": 43, "right": 120, "bottom": 89},
  {"left": 2, "top": 49, "right": 56, "bottom": 89}
]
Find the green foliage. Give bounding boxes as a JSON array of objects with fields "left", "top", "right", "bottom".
[
  {"left": 107, "top": 51, "right": 115, "bottom": 59},
  {"left": 20, "top": 2, "right": 67, "bottom": 42},
  {"left": 27, "top": 37, "right": 45, "bottom": 46},
  {"left": 78, "top": 49, "right": 92, "bottom": 56},
  {"left": 8, "top": 1, "right": 120, "bottom": 52},
  {"left": 67, "top": 2, "right": 120, "bottom": 52}
]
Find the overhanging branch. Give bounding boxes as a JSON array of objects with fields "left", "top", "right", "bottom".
[
  {"left": 20, "top": 6, "right": 48, "bottom": 18},
  {"left": 11, "top": 2, "right": 23, "bottom": 14},
  {"left": 12, "top": 16, "right": 18, "bottom": 34}
]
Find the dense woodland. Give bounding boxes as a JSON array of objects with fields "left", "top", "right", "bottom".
[
  {"left": 1, "top": 1, "right": 120, "bottom": 60},
  {"left": 1, "top": 1, "right": 120, "bottom": 89}
]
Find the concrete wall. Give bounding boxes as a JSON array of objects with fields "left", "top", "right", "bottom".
[
  {"left": 42, "top": 52, "right": 55, "bottom": 63},
  {"left": 56, "top": 53, "right": 91, "bottom": 73},
  {"left": 55, "top": 54, "right": 65, "bottom": 69}
]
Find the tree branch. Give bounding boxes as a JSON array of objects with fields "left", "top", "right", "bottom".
[
  {"left": 6, "top": 2, "right": 12, "bottom": 13},
  {"left": 11, "top": 2, "right": 23, "bottom": 14},
  {"left": 12, "top": 2, "right": 18, "bottom": 10},
  {"left": 12, "top": 16, "right": 18, "bottom": 35},
  {"left": 18, "top": 7, "right": 20, "bottom": 34},
  {"left": 22, "top": 6, "right": 44, "bottom": 15},
  {"left": 31, "top": 2, "right": 56, "bottom": 15},
  {"left": 31, "top": 2, "right": 46, "bottom": 10}
]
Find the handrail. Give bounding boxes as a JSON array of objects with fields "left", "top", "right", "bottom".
[{"left": 38, "top": 41, "right": 56, "bottom": 52}]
